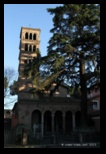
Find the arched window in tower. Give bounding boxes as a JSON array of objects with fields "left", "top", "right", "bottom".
[
  {"left": 33, "top": 34, "right": 36, "bottom": 40},
  {"left": 33, "top": 45, "right": 36, "bottom": 52},
  {"left": 24, "top": 60, "right": 27, "bottom": 64},
  {"left": 29, "top": 45, "right": 32, "bottom": 52},
  {"left": 25, "top": 44, "right": 28, "bottom": 51},
  {"left": 25, "top": 32, "right": 28, "bottom": 39},
  {"left": 29, "top": 33, "right": 32, "bottom": 40}
]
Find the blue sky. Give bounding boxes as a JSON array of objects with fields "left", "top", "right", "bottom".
[
  {"left": 4, "top": 4, "right": 63, "bottom": 71},
  {"left": 4, "top": 4, "right": 63, "bottom": 109}
]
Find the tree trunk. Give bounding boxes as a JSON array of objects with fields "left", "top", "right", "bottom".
[{"left": 80, "top": 59, "right": 88, "bottom": 128}]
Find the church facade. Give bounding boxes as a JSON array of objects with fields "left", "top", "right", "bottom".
[{"left": 12, "top": 27, "right": 82, "bottom": 139}]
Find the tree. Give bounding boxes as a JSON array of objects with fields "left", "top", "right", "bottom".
[
  {"left": 4, "top": 67, "right": 18, "bottom": 108},
  {"left": 18, "top": 4, "right": 100, "bottom": 128},
  {"left": 46, "top": 4, "right": 100, "bottom": 128}
]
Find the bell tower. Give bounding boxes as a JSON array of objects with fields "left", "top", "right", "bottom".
[{"left": 18, "top": 27, "right": 41, "bottom": 101}]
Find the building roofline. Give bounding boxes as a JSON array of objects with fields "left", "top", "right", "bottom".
[{"left": 21, "top": 26, "right": 41, "bottom": 31}]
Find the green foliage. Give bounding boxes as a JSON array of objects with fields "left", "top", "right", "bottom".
[
  {"left": 23, "top": 4, "right": 100, "bottom": 103},
  {"left": 69, "top": 87, "right": 75, "bottom": 95},
  {"left": 47, "top": 4, "right": 100, "bottom": 126},
  {"left": 47, "top": 4, "right": 100, "bottom": 86},
  {"left": 36, "top": 48, "right": 41, "bottom": 56},
  {"left": 54, "top": 57, "right": 64, "bottom": 70},
  {"left": 9, "top": 80, "right": 19, "bottom": 93}
]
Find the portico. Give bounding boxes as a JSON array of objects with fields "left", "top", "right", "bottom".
[{"left": 29, "top": 97, "right": 81, "bottom": 138}]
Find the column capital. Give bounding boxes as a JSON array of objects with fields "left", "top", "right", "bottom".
[
  {"left": 41, "top": 111, "right": 45, "bottom": 115},
  {"left": 51, "top": 112, "right": 55, "bottom": 117}
]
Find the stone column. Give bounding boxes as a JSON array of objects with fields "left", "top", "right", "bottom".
[
  {"left": 62, "top": 112, "right": 65, "bottom": 134},
  {"left": 41, "top": 112, "right": 44, "bottom": 139},
  {"left": 72, "top": 111, "right": 75, "bottom": 131},
  {"left": 52, "top": 112, "right": 55, "bottom": 135},
  {"left": 33, "top": 123, "right": 36, "bottom": 138}
]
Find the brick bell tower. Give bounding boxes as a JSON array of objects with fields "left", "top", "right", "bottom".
[{"left": 18, "top": 27, "right": 41, "bottom": 102}]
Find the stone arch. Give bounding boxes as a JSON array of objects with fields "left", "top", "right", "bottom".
[
  {"left": 25, "top": 32, "right": 28, "bottom": 39},
  {"left": 44, "top": 111, "right": 52, "bottom": 134},
  {"left": 31, "top": 110, "right": 41, "bottom": 131},
  {"left": 33, "top": 33, "right": 36, "bottom": 40},
  {"left": 65, "top": 111, "right": 72, "bottom": 134},
  {"left": 33, "top": 45, "right": 36, "bottom": 52},
  {"left": 75, "top": 111, "right": 81, "bottom": 128},
  {"left": 29, "top": 33, "right": 32, "bottom": 40},
  {"left": 25, "top": 44, "right": 28, "bottom": 51},
  {"left": 54, "top": 110, "right": 62, "bottom": 134}
]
